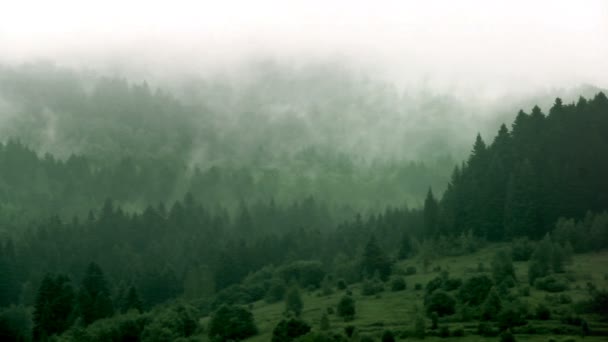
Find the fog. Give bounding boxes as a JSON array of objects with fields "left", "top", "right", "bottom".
[{"left": 2, "top": 0, "right": 607, "bottom": 97}]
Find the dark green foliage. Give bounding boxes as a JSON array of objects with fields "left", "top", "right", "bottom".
[
  {"left": 535, "top": 303, "right": 551, "bottom": 320},
  {"left": 497, "top": 302, "right": 528, "bottom": 331},
  {"left": 122, "top": 286, "right": 143, "bottom": 313},
  {"left": 278, "top": 261, "right": 326, "bottom": 289},
  {"left": 397, "top": 234, "right": 413, "bottom": 260},
  {"left": 320, "top": 313, "right": 330, "bottom": 331},
  {"left": 381, "top": 330, "right": 395, "bottom": 342},
  {"left": 360, "top": 236, "right": 392, "bottom": 281},
  {"left": 423, "top": 188, "right": 440, "bottom": 237},
  {"left": 361, "top": 277, "right": 384, "bottom": 296},
  {"left": 390, "top": 277, "right": 406, "bottom": 291},
  {"left": 553, "top": 212, "right": 608, "bottom": 253},
  {"left": 405, "top": 266, "right": 417, "bottom": 276},
  {"left": 458, "top": 275, "right": 493, "bottom": 306},
  {"left": 477, "top": 321, "right": 497, "bottom": 337},
  {"left": 336, "top": 295, "right": 355, "bottom": 321},
  {"left": 285, "top": 286, "right": 304, "bottom": 316},
  {"left": 438, "top": 325, "right": 449, "bottom": 337},
  {"left": 425, "top": 291, "right": 456, "bottom": 317},
  {"left": 491, "top": 250, "right": 516, "bottom": 285},
  {"left": 442, "top": 278, "right": 462, "bottom": 291},
  {"left": 481, "top": 287, "right": 502, "bottom": 321},
  {"left": 141, "top": 304, "right": 199, "bottom": 342},
  {"left": 438, "top": 94, "right": 608, "bottom": 240},
  {"left": 430, "top": 312, "right": 439, "bottom": 329},
  {"left": 414, "top": 283, "right": 422, "bottom": 290},
  {"left": 78, "top": 262, "right": 114, "bottom": 325},
  {"left": 510, "top": 238, "right": 535, "bottom": 261},
  {"left": 33, "top": 273, "right": 75, "bottom": 339},
  {"left": 272, "top": 318, "right": 311, "bottom": 342},
  {"left": 266, "top": 279, "right": 287, "bottom": 303},
  {"left": 414, "top": 314, "right": 426, "bottom": 339},
  {"left": 534, "top": 276, "right": 568, "bottom": 292},
  {"left": 64, "top": 310, "right": 149, "bottom": 342},
  {"left": 336, "top": 279, "right": 347, "bottom": 290},
  {"left": 0, "top": 305, "right": 32, "bottom": 342},
  {"left": 208, "top": 305, "right": 257, "bottom": 342},
  {"left": 499, "top": 330, "right": 516, "bottom": 342},
  {"left": 344, "top": 325, "right": 355, "bottom": 338}
]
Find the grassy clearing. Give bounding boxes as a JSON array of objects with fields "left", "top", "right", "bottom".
[{"left": 215, "top": 244, "right": 608, "bottom": 341}]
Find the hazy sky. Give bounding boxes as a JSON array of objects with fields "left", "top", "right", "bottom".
[{"left": 1, "top": 0, "right": 607, "bottom": 95}]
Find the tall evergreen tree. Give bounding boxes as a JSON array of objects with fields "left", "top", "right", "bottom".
[
  {"left": 77, "top": 262, "right": 114, "bottom": 325},
  {"left": 33, "top": 274, "right": 74, "bottom": 340}
]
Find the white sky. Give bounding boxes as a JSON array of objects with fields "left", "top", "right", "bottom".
[{"left": 1, "top": 0, "right": 607, "bottom": 94}]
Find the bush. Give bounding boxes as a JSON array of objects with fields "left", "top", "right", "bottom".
[
  {"left": 344, "top": 325, "right": 355, "bottom": 338},
  {"left": 285, "top": 286, "right": 304, "bottom": 316},
  {"left": 414, "top": 283, "right": 422, "bottom": 291},
  {"left": 208, "top": 305, "right": 257, "bottom": 342},
  {"left": 405, "top": 266, "right": 417, "bottom": 276},
  {"left": 481, "top": 288, "right": 502, "bottom": 321},
  {"left": 451, "top": 327, "right": 465, "bottom": 337},
  {"left": 361, "top": 278, "right": 384, "bottom": 296},
  {"left": 320, "top": 313, "right": 330, "bottom": 331},
  {"left": 390, "top": 277, "right": 406, "bottom": 292},
  {"left": 337, "top": 279, "right": 347, "bottom": 290},
  {"left": 337, "top": 296, "right": 355, "bottom": 321},
  {"left": 534, "top": 276, "right": 568, "bottom": 292},
  {"left": 414, "top": 315, "right": 426, "bottom": 339},
  {"left": 0, "top": 305, "right": 32, "bottom": 342},
  {"left": 497, "top": 303, "right": 528, "bottom": 332},
  {"left": 442, "top": 278, "right": 462, "bottom": 291},
  {"left": 492, "top": 250, "right": 517, "bottom": 285},
  {"left": 458, "top": 275, "right": 493, "bottom": 306},
  {"left": 499, "top": 330, "right": 516, "bottom": 342},
  {"left": 511, "top": 238, "right": 535, "bottom": 261},
  {"left": 477, "top": 321, "right": 497, "bottom": 337},
  {"left": 265, "top": 279, "right": 287, "bottom": 303},
  {"left": 425, "top": 291, "right": 456, "bottom": 317},
  {"left": 535, "top": 303, "right": 551, "bottom": 320},
  {"left": 381, "top": 330, "right": 396, "bottom": 342},
  {"left": 272, "top": 318, "right": 311, "bottom": 342},
  {"left": 439, "top": 326, "right": 450, "bottom": 338},
  {"left": 277, "top": 261, "right": 326, "bottom": 289}
]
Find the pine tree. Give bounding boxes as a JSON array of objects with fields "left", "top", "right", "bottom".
[
  {"left": 78, "top": 262, "right": 114, "bottom": 325},
  {"left": 423, "top": 188, "right": 439, "bottom": 237},
  {"left": 33, "top": 274, "right": 75, "bottom": 340},
  {"left": 285, "top": 286, "right": 303, "bottom": 317},
  {"left": 360, "top": 236, "right": 392, "bottom": 281}
]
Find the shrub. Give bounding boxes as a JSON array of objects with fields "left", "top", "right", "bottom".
[
  {"left": 337, "top": 296, "right": 355, "bottom": 321},
  {"left": 535, "top": 303, "right": 551, "bottom": 320},
  {"left": 337, "top": 279, "right": 347, "bottom": 290},
  {"left": 361, "top": 278, "right": 384, "bottom": 296},
  {"left": 497, "top": 303, "right": 528, "bottom": 332},
  {"left": 451, "top": 327, "right": 465, "bottom": 337},
  {"left": 265, "top": 279, "right": 287, "bottom": 303},
  {"left": 320, "top": 313, "right": 330, "bottom": 331},
  {"left": 141, "top": 304, "right": 199, "bottom": 342},
  {"left": 477, "top": 321, "right": 496, "bottom": 337},
  {"left": 272, "top": 318, "right": 311, "bottom": 342},
  {"left": 208, "top": 305, "right": 257, "bottom": 342},
  {"left": 390, "top": 277, "right": 406, "bottom": 292},
  {"left": 458, "top": 275, "right": 493, "bottom": 306},
  {"left": 439, "top": 326, "right": 450, "bottom": 338},
  {"left": 414, "top": 283, "right": 422, "bottom": 291},
  {"left": 534, "top": 276, "right": 568, "bottom": 292},
  {"left": 442, "top": 278, "right": 462, "bottom": 291},
  {"left": 425, "top": 291, "right": 456, "bottom": 317},
  {"left": 344, "top": 325, "right": 355, "bottom": 338},
  {"left": 381, "top": 330, "right": 396, "bottom": 342},
  {"left": 277, "top": 261, "right": 326, "bottom": 289},
  {"left": 511, "top": 238, "right": 535, "bottom": 261},
  {"left": 481, "top": 288, "right": 502, "bottom": 321},
  {"left": 492, "top": 250, "right": 517, "bottom": 285},
  {"left": 285, "top": 286, "right": 303, "bottom": 316},
  {"left": 414, "top": 315, "right": 426, "bottom": 339},
  {"left": 405, "top": 266, "right": 417, "bottom": 276},
  {"left": 499, "top": 330, "right": 516, "bottom": 342}
]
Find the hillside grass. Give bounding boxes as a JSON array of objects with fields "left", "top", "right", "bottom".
[{"left": 200, "top": 244, "right": 608, "bottom": 341}]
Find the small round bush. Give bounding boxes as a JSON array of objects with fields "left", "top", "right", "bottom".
[
  {"left": 390, "top": 277, "right": 406, "bottom": 292},
  {"left": 414, "top": 283, "right": 422, "bottom": 291},
  {"left": 405, "top": 266, "right": 417, "bottom": 276},
  {"left": 381, "top": 330, "right": 396, "bottom": 342},
  {"left": 425, "top": 291, "right": 456, "bottom": 317},
  {"left": 535, "top": 303, "right": 551, "bottom": 320}
]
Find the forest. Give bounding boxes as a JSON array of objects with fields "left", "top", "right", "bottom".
[{"left": 0, "top": 62, "right": 607, "bottom": 342}]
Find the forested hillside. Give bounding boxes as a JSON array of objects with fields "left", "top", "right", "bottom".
[{"left": 0, "top": 65, "right": 607, "bottom": 342}]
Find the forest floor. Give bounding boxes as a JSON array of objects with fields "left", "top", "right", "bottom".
[{"left": 201, "top": 244, "right": 608, "bottom": 341}]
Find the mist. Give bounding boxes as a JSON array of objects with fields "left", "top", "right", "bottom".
[{"left": 2, "top": 0, "right": 607, "bottom": 95}]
